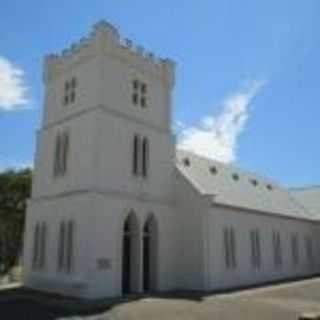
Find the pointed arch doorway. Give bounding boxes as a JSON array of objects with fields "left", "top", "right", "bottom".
[
  {"left": 143, "top": 214, "right": 158, "bottom": 292},
  {"left": 122, "top": 212, "right": 140, "bottom": 294}
]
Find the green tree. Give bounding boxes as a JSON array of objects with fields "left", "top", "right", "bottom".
[{"left": 0, "top": 168, "right": 32, "bottom": 275}]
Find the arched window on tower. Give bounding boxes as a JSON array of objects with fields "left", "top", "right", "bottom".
[
  {"left": 57, "top": 221, "right": 66, "bottom": 271},
  {"left": 66, "top": 220, "right": 74, "bottom": 273},
  {"left": 132, "top": 135, "right": 140, "bottom": 176},
  {"left": 53, "top": 131, "right": 70, "bottom": 177},
  {"left": 53, "top": 134, "right": 62, "bottom": 176},
  {"left": 62, "top": 131, "right": 70, "bottom": 174},
  {"left": 57, "top": 220, "right": 75, "bottom": 273},
  {"left": 142, "top": 137, "right": 149, "bottom": 178},
  {"left": 32, "top": 223, "right": 40, "bottom": 270},
  {"left": 39, "top": 222, "right": 47, "bottom": 269},
  {"left": 32, "top": 222, "right": 47, "bottom": 270}
]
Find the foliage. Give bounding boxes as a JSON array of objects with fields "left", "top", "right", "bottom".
[{"left": 0, "top": 168, "right": 32, "bottom": 274}]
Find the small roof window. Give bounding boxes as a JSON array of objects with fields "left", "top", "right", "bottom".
[
  {"left": 232, "top": 173, "right": 240, "bottom": 181},
  {"left": 183, "top": 157, "right": 190, "bottom": 167},
  {"left": 250, "top": 178, "right": 258, "bottom": 186},
  {"left": 266, "top": 184, "right": 273, "bottom": 191},
  {"left": 209, "top": 166, "right": 217, "bottom": 175}
]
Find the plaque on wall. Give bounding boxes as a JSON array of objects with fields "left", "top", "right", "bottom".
[{"left": 97, "top": 258, "right": 111, "bottom": 270}]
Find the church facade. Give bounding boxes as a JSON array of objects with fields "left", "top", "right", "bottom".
[{"left": 23, "top": 21, "right": 320, "bottom": 299}]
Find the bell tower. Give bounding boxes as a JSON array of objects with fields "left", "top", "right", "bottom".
[
  {"left": 24, "top": 21, "right": 178, "bottom": 299},
  {"left": 32, "top": 21, "right": 176, "bottom": 201}
]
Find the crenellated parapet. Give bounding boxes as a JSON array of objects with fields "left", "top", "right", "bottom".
[{"left": 44, "top": 20, "right": 175, "bottom": 87}]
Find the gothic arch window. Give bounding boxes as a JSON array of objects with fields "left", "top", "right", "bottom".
[
  {"left": 57, "top": 221, "right": 66, "bottom": 271},
  {"left": 66, "top": 220, "right": 74, "bottom": 273},
  {"left": 305, "top": 235, "right": 313, "bottom": 266},
  {"left": 62, "top": 131, "right": 70, "bottom": 174},
  {"left": 250, "top": 228, "right": 261, "bottom": 269},
  {"left": 223, "top": 226, "right": 237, "bottom": 270},
  {"left": 63, "top": 77, "right": 77, "bottom": 106},
  {"left": 132, "top": 135, "right": 150, "bottom": 178},
  {"left": 132, "top": 135, "right": 140, "bottom": 176},
  {"left": 291, "top": 233, "right": 299, "bottom": 266},
  {"left": 131, "top": 79, "right": 148, "bottom": 108},
  {"left": 39, "top": 222, "right": 47, "bottom": 269},
  {"left": 143, "top": 218, "right": 150, "bottom": 234},
  {"left": 53, "top": 131, "right": 70, "bottom": 177},
  {"left": 32, "top": 222, "right": 47, "bottom": 270},
  {"left": 143, "top": 214, "right": 157, "bottom": 237},
  {"left": 53, "top": 134, "right": 62, "bottom": 176},
  {"left": 143, "top": 214, "right": 158, "bottom": 292},
  {"left": 122, "top": 211, "right": 140, "bottom": 294},
  {"left": 32, "top": 223, "right": 40, "bottom": 269},
  {"left": 142, "top": 137, "right": 149, "bottom": 178},
  {"left": 123, "top": 211, "right": 139, "bottom": 235},
  {"left": 57, "top": 220, "right": 75, "bottom": 273},
  {"left": 124, "top": 217, "right": 130, "bottom": 234},
  {"left": 272, "top": 231, "right": 282, "bottom": 269}
]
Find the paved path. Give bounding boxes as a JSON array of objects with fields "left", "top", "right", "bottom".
[
  {"left": 2, "top": 278, "right": 320, "bottom": 319},
  {"left": 0, "top": 282, "right": 21, "bottom": 291}
]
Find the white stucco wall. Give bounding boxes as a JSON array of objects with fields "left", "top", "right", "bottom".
[
  {"left": 25, "top": 168, "right": 320, "bottom": 299},
  {"left": 42, "top": 55, "right": 102, "bottom": 127},
  {"left": 32, "top": 110, "right": 98, "bottom": 198},
  {"left": 23, "top": 192, "right": 95, "bottom": 298},
  {"left": 174, "top": 170, "right": 320, "bottom": 293},
  {"left": 99, "top": 54, "right": 172, "bottom": 132},
  {"left": 175, "top": 171, "right": 207, "bottom": 290},
  {"left": 84, "top": 193, "right": 179, "bottom": 298},
  {"left": 24, "top": 191, "right": 179, "bottom": 299},
  {"left": 205, "top": 205, "right": 320, "bottom": 291},
  {"left": 94, "top": 109, "right": 175, "bottom": 201}
]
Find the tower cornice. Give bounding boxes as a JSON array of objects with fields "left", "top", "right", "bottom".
[{"left": 43, "top": 20, "right": 175, "bottom": 87}]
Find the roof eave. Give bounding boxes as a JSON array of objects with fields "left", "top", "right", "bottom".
[{"left": 210, "top": 201, "right": 320, "bottom": 224}]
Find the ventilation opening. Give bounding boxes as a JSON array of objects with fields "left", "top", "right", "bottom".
[
  {"left": 183, "top": 158, "right": 190, "bottom": 167},
  {"left": 209, "top": 166, "right": 217, "bottom": 175},
  {"left": 266, "top": 184, "right": 273, "bottom": 191},
  {"left": 250, "top": 179, "right": 258, "bottom": 186},
  {"left": 232, "top": 173, "right": 240, "bottom": 181}
]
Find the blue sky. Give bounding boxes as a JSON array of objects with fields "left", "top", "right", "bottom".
[{"left": 0, "top": 0, "right": 319, "bottom": 187}]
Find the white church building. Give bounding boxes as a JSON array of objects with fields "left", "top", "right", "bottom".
[{"left": 23, "top": 21, "right": 320, "bottom": 299}]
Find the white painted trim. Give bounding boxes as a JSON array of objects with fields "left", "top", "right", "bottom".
[
  {"left": 29, "top": 187, "right": 176, "bottom": 207},
  {"left": 39, "top": 104, "right": 172, "bottom": 136}
]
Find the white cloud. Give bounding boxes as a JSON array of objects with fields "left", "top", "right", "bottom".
[
  {"left": 0, "top": 56, "right": 29, "bottom": 111},
  {"left": 178, "top": 80, "right": 265, "bottom": 163}
]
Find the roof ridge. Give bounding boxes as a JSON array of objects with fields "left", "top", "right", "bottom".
[
  {"left": 176, "top": 149, "right": 277, "bottom": 185},
  {"left": 177, "top": 149, "right": 225, "bottom": 165},
  {"left": 290, "top": 185, "right": 320, "bottom": 191}
]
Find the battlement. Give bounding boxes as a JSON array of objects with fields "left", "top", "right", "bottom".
[{"left": 44, "top": 20, "right": 175, "bottom": 86}]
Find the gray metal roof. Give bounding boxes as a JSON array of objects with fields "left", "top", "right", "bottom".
[
  {"left": 290, "top": 187, "right": 320, "bottom": 219},
  {"left": 176, "top": 150, "right": 316, "bottom": 221}
]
